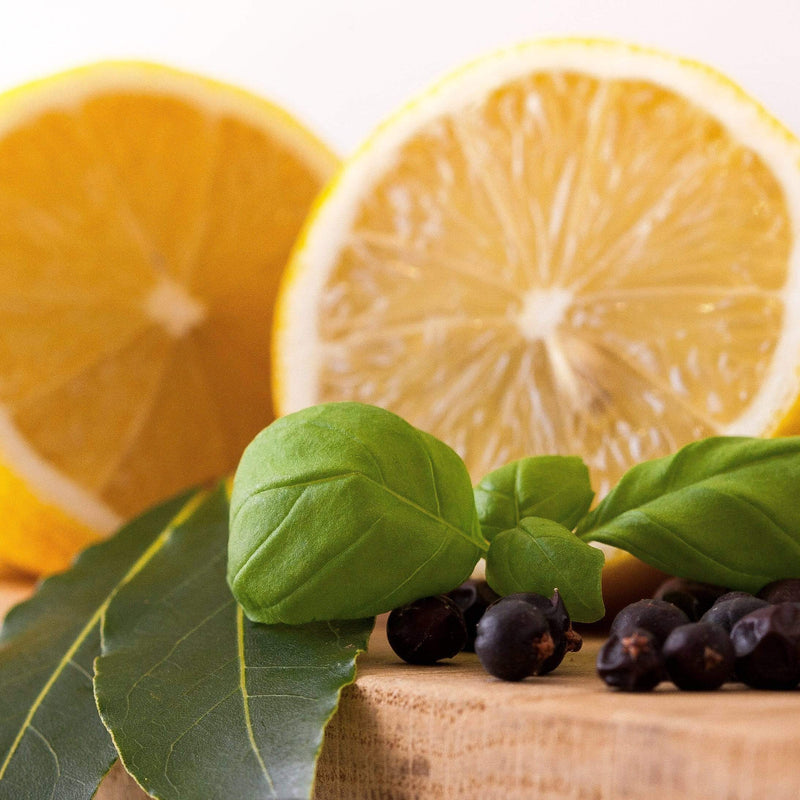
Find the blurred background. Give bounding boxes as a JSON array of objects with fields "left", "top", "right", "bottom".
[{"left": 3, "top": 0, "right": 800, "bottom": 155}]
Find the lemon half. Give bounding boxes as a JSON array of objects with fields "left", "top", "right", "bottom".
[{"left": 0, "top": 62, "right": 337, "bottom": 574}]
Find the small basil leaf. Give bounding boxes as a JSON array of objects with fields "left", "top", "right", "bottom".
[
  {"left": 229, "top": 402, "right": 486, "bottom": 625},
  {"left": 576, "top": 436, "right": 800, "bottom": 592},
  {"left": 485, "top": 517, "right": 604, "bottom": 622},
  {"left": 474, "top": 456, "right": 594, "bottom": 540}
]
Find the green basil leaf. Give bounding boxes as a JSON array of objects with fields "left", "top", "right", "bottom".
[
  {"left": 0, "top": 490, "right": 191, "bottom": 800},
  {"left": 229, "top": 402, "right": 486, "bottom": 624},
  {"left": 576, "top": 436, "right": 800, "bottom": 591},
  {"left": 95, "top": 484, "right": 373, "bottom": 800},
  {"left": 474, "top": 456, "right": 594, "bottom": 541},
  {"left": 485, "top": 517, "right": 604, "bottom": 622}
]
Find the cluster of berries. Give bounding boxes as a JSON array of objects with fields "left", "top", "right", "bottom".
[
  {"left": 386, "top": 580, "right": 582, "bottom": 681},
  {"left": 597, "top": 577, "right": 800, "bottom": 691}
]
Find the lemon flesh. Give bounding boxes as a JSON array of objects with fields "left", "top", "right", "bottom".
[{"left": 276, "top": 41, "right": 800, "bottom": 497}]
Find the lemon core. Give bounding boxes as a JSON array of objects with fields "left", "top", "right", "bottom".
[
  {"left": 143, "top": 276, "right": 207, "bottom": 338},
  {"left": 516, "top": 287, "right": 573, "bottom": 341}
]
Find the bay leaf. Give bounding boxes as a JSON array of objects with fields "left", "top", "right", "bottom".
[
  {"left": 95, "top": 483, "right": 374, "bottom": 800},
  {"left": 0, "top": 490, "right": 192, "bottom": 800}
]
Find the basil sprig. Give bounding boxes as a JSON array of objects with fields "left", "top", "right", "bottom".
[
  {"left": 478, "top": 436, "right": 800, "bottom": 620},
  {"left": 230, "top": 403, "right": 800, "bottom": 627}
]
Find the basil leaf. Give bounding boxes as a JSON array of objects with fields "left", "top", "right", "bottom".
[
  {"left": 474, "top": 456, "right": 594, "bottom": 541},
  {"left": 95, "top": 484, "right": 373, "bottom": 800},
  {"left": 485, "top": 517, "right": 604, "bottom": 622},
  {"left": 0, "top": 490, "right": 191, "bottom": 800},
  {"left": 229, "top": 402, "right": 486, "bottom": 624},
  {"left": 576, "top": 436, "right": 800, "bottom": 591}
]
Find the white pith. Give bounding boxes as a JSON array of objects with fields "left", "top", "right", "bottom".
[{"left": 0, "top": 406, "right": 121, "bottom": 532}]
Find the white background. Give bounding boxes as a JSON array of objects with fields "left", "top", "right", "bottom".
[{"left": 2, "top": 0, "right": 800, "bottom": 155}]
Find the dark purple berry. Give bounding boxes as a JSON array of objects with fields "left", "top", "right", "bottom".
[
  {"left": 505, "top": 590, "right": 582, "bottom": 673},
  {"left": 757, "top": 578, "right": 800, "bottom": 604},
  {"left": 730, "top": 602, "right": 800, "bottom": 689},
  {"left": 652, "top": 589, "right": 699, "bottom": 622},
  {"left": 713, "top": 591, "right": 756, "bottom": 604},
  {"left": 446, "top": 579, "right": 500, "bottom": 652},
  {"left": 700, "top": 595, "right": 769, "bottom": 633},
  {"left": 662, "top": 622, "right": 734, "bottom": 690},
  {"left": 610, "top": 598, "right": 690, "bottom": 644},
  {"left": 387, "top": 595, "right": 467, "bottom": 665},
  {"left": 653, "top": 577, "right": 728, "bottom": 621},
  {"left": 596, "top": 628, "right": 663, "bottom": 692},
  {"left": 474, "top": 597, "right": 555, "bottom": 681}
]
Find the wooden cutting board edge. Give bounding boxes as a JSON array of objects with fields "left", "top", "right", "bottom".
[{"left": 315, "top": 621, "right": 800, "bottom": 800}]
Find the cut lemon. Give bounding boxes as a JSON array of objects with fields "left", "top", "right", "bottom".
[
  {"left": 274, "top": 40, "right": 800, "bottom": 602},
  {"left": 0, "top": 61, "right": 337, "bottom": 575}
]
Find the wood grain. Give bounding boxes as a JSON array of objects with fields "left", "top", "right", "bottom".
[
  {"left": 318, "top": 629, "right": 800, "bottom": 800},
  {"left": 3, "top": 582, "right": 800, "bottom": 800}
]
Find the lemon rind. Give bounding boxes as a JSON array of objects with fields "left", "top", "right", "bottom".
[{"left": 0, "top": 60, "right": 338, "bottom": 178}]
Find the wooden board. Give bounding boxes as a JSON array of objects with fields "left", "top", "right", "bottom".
[
  {"left": 318, "top": 627, "right": 800, "bottom": 800},
  {"left": 3, "top": 581, "right": 800, "bottom": 800}
]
